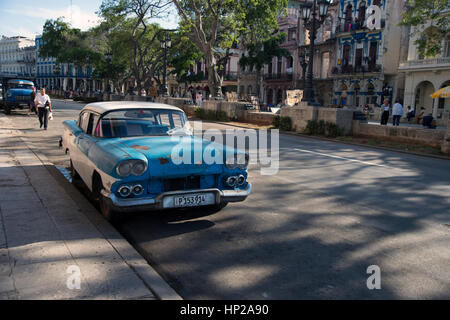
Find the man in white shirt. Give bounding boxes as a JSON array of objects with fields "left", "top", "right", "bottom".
[
  {"left": 392, "top": 99, "right": 403, "bottom": 126},
  {"left": 34, "top": 88, "right": 52, "bottom": 130}
]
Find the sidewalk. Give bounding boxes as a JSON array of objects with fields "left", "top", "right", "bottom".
[{"left": 0, "top": 115, "right": 181, "bottom": 300}]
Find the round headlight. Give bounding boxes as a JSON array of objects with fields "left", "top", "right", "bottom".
[
  {"left": 117, "top": 161, "right": 132, "bottom": 177},
  {"left": 237, "top": 175, "right": 246, "bottom": 186},
  {"left": 118, "top": 185, "right": 131, "bottom": 197},
  {"left": 132, "top": 184, "right": 144, "bottom": 195},
  {"left": 226, "top": 176, "right": 237, "bottom": 187},
  {"left": 132, "top": 161, "right": 146, "bottom": 176}
]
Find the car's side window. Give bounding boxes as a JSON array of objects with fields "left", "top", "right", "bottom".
[
  {"left": 79, "top": 112, "right": 90, "bottom": 133},
  {"left": 87, "top": 114, "right": 99, "bottom": 136}
]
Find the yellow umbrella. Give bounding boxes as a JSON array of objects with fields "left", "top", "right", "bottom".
[{"left": 431, "top": 86, "right": 450, "bottom": 99}]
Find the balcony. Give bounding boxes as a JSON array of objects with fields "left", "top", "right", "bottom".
[
  {"left": 398, "top": 57, "right": 450, "bottom": 71},
  {"left": 332, "top": 19, "right": 386, "bottom": 37},
  {"left": 222, "top": 72, "right": 238, "bottom": 81},
  {"left": 264, "top": 73, "right": 294, "bottom": 81},
  {"left": 332, "top": 64, "right": 382, "bottom": 75}
]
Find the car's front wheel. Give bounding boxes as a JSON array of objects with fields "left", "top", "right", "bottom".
[{"left": 93, "top": 173, "right": 122, "bottom": 223}]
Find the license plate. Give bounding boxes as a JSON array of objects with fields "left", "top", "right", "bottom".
[{"left": 163, "top": 193, "right": 216, "bottom": 208}]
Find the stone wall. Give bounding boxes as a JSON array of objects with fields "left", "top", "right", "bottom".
[
  {"left": 243, "top": 112, "right": 276, "bottom": 126},
  {"left": 281, "top": 103, "right": 354, "bottom": 135},
  {"left": 352, "top": 120, "right": 447, "bottom": 149}
]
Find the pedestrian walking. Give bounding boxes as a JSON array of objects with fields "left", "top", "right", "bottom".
[
  {"left": 380, "top": 99, "right": 390, "bottom": 125},
  {"left": 29, "top": 87, "right": 37, "bottom": 115},
  {"left": 392, "top": 99, "right": 403, "bottom": 126},
  {"left": 196, "top": 91, "right": 202, "bottom": 107},
  {"left": 34, "top": 88, "right": 52, "bottom": 130}
]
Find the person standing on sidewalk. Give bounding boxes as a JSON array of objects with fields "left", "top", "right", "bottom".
[
  {"left": 29, "top": 87, "right": 37, "bottom": 115},
  {"left": 380, "top": 99, "right": 390, "bottom": 125},
  {"left": 34, "top": 88, "right": 52, "bottom": 130},
  {"left": 392, "top": 99, "right": 403, "bottom": 126}
]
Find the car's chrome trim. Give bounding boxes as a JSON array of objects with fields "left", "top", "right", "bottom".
[{"left": 101, "top": 183, "right": 251, "bottom": 211}]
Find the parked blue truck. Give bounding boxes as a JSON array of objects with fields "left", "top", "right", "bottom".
[{"left": 1, "top": 79, "right": 34, "bottom": 114}]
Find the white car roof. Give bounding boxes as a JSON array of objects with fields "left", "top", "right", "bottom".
[{"left": 82, "top": 101, "right": 184, "bottom": 115}]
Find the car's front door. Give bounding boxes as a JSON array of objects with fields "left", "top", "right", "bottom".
[{"left": 75, "top": 112, "right": 99, "bottom": 190}]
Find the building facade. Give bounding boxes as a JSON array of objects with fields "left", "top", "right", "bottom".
[
  {"left": 35, "top": 35, "right": 97, "bottom": 92},
  {"left": 330, "top": 0, "right": 408, "bottom": 109},
  {"left": 297, "top": 0, "right": 339, "bottom": 107},
  {"left": 399, "top": 19, "right": 450, "bottom": 122},
  {"left": 262, "top": 2, "right": 300, "bottom": 107},
  {"left": 0, "top": 36, "right": 36, "bottom": 78}
]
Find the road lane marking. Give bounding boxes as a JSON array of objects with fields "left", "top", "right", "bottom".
[{"left": 291, "top": 148, "right": 389, "bottom": 168}]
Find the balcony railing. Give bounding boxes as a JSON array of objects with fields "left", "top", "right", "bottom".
[
  {"left": 332, "top": 64, "right": 382, "bottom": 75},
  {"left": 399, "top": 57, "right": 450, "bottom": 69},
  {"left": 333, "top": 19, "right": 386, "bottom": 36},
  {"left": 264, "top": 73, "right": 294, "bottom": 81}
]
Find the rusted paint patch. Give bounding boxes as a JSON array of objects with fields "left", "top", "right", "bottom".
[
  {"left": 158, "top": 157, "right": 170, "bottom": 165},
  {"left": 130, "top": 145, "right": 149, "bottom": 151}
]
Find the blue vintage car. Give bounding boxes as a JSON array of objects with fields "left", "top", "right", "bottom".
[
  {"left": 61, "top": 102, "right": 251, "bottom": 221},
  {"left": 3, "top": 79, "right": 34, "bottom": 114}
]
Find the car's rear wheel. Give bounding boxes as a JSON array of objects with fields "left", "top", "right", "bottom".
[
  {"left": 69, "top": 160, "right": 81, "bottom": 182},
  {"left": 4, "top": 105, "right": 11, "bottom": 115}
]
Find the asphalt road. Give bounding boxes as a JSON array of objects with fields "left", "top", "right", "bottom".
[{"left": 5, "top": 100, "right": 450, "bottom": 299}]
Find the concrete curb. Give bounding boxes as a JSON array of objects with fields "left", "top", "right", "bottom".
[{"left": 0, "top": 115, "right": 182, "bottom": 300}]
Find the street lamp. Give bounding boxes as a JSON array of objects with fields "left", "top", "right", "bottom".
[
  {"left": 299, "top": 47, "right": 308, "bottom": 97},
  {"left": 54, "top": 64, "right": 61, "bottom": 90},
  {"left": 160, "top": 31, "right": 172, "bottom": 97},
  {"left": 299, "top": 0, "right": 332, "bottom": 106},
  {"left": 104, "top": 52, "right": 112, "bottom": 93}
]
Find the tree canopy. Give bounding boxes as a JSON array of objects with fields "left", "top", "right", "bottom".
[
  {"left": 172, "top": 0, "right": 288, "bottom": 97},
  {"left": 400, "top": 0, "right": 449, "bottom": 57}
]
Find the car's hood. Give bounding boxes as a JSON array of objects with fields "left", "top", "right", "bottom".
[{"left": 101, "top": 135, "right": 240, "bottom": 178}]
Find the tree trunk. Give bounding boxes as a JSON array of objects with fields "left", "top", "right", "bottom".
[
  {"left": 205, "top": 53, "right": 223, "bottom": 99},
  {"left": 256, "top": 68, "right": 261, "bottom": 104}
]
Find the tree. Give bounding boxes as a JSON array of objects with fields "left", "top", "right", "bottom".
[
  {"left": 399, "top": 0, "right": 449, "bottom": 57},
  {"left": 172, "top": 0, "right": 287, "bottom": 98},
  {"left": 167, "top": 35, "right": 203, "bottom": 94},
  {"left": 40, "top": 19, "right": 101, "bottom": 89},
  {"left": 239, "top": 33, "right": 290, "bottom": 102},
  {"left": 99, "top": 0, "right": 173, "bottom": 91}
]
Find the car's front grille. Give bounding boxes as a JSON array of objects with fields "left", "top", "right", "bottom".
[
  {"left": 16, "top": 95, "right": 29, "bottom": 101},
  {"left": 163, "top": 176, "right": 201, "bottom": 192}
]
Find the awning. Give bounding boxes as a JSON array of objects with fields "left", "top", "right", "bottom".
[{"left": 431, "top": 86, "right": 450, "bottom": 99}]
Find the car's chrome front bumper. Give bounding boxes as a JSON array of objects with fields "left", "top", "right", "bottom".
[{"left": 101, "top": 184, "right": 251, "bottom": 212}]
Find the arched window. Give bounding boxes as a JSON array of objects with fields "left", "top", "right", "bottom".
[
  {"left": 358, "top": 1, "right": 366, "bottom": 27},
  {"left": 287, "top": 56, "right": 294, "bottom": 69}
]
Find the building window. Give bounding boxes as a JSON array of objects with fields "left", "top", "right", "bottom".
[
  {"left": 445, "top": 36, "right": 450, "bottom": 57},
  {"left": 288, "top": 28, "right": 297, "bottom": 41}
]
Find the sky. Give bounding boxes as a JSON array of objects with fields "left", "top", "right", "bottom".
[{"left": 0, "top": 0, "right": 179, "bottom": 40}]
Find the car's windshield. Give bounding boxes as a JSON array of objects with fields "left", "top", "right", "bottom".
[
  {"left": 99, "top": 108, "right": 191, "bottom": 138},
  {"left": 8, "top": 83, "right": 33, "bottom": 89}
]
